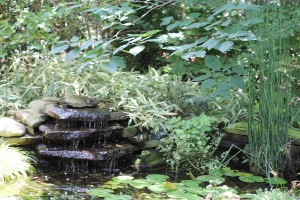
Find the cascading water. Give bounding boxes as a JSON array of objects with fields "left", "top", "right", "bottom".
[{"left": 36, "top": 97, "right": 135, "bottom": 173}]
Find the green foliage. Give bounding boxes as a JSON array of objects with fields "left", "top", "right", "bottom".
[
  {"left": 0, "top": 139, "right": 35, "bottom": 184},
  {"left": 248, "top": 4, "right": 293, "bottom": 176},
  {"left": 159, "top": 114, "right": 222, "bottom": 174}
]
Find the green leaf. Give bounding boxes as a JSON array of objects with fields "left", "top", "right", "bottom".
[
  {"left": 215, "top": 82, "right": 231, "bottom": 97},
  {"left": 51, "top": 43, "right": 68, "bottom": 54},
  {"left": 218, "top": 41, "right": 234, "bottom": 53},
  {"left": 147, "top": 184, "right": 169, "bottom": 193},
  {"left": 160, "top": 16, "right": 174, "bottom": 26},
  {"left": 110, "top": 56, "right": 126, "bottom": 68},
  {"left": 201, "top": 79, "right": 216, "bottom": 90},
  {"left": 146, "top": 174, "right": 169, "bottom": 182},
  {"left": 181, "top": 52, "right": 195, "bottom": 60},
  {"left": 239, "top": 175, "right": 265, "bottom": 183},
  {"left": 141, "top": 30, "right": 161, "bottom": 37},
  {"left": 192, "top": 74, "right": 212, "bottom": 82},
  {"left": 186, "top": 22, "right": 209, "bottom": 29},
  {"left": 113, "top": 44, "right": 129, "bottom": 55},
  {"left": 65, "top": 48, "right": 81, "bottom": 63},
  {"left": 166, "top": 21, "right": 180, "bottom": 31},
  {"left": 112, "top": 175, "right": 134, "bottom": 183},
  {"left": 265, "top": 177, "right": 287, "bottom": 185},
  {"left": 201, "top": 39, "right": 220, "bottom": 50},
  {"left": 194, "top": 51, "right": 206, "bottom": 58},
  {"left": 129, "top": 179, "right": 152, "bottom": 189},
  {"left": 129, "top": 45, "right": 145, "bottom": 56},
  {"left": 81, "top": 40, "right": 94, "bottom": 50},
  {"left": 87, "top": 188, "right": 114, "bottom": 198},
  {"left": 232, "top": 65, "right": 247, "bottom": 75},
  {"left": 230, "top": 76, "right": 245, "bottom": 89},
  {"left": 196, "top": 175, "right": 225, "bottom": 184},
  {"left": 221, "top": 17, "right": 232, "bottom": 26},
  {"left": 102, "top": 61, "right": 117, "bottom": 73},
  {"left": 70, "top": 36, "right": 79, "bottom": 43},
  {"left": 205, "top": 55, "right": 221, "bottom": 70}
]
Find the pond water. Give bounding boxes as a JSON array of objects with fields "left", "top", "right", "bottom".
[{"left": 1, "top": 149, "right": 283, "bottom": 199}]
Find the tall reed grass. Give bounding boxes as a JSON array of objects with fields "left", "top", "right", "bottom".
[{"left": 248, "top": 4, "right": 293, "bottom": 176}]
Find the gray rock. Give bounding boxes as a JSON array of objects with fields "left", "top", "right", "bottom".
[
  {"left": 138, "top": 149, "right": 166, "bottom": 168},
  {"left": 6, "top": 109, "right": 17, "bottom": 117},
  {"left": 42, "top": 97, "right": 65, "bottom": 104},
  {"left": 122, "top": 126, "right": 137, "bottom": 138},
  {"left": 16, "top": 109, "right": 46, "bottom": 128},
  {"left": 36, "top": 143, "right": 135, "bottom": 161},
  {"left": 110, "top": 112, "right": 129, "bottom": 121},
  {"left": 28, "top": 99, "right": 57, "bottom": 114},
  {"left": 0, "top": 117, "right": 26, "bottom": 137},
  {"left": 65, "top": 94, "right": 99, "bottom": 108},
  {"left": 44, "top": 105, "right": 110, "bottom": 123},
  {"left": 142, "top": 139, "right": 165, "bottom": 149},
  {"left": 2, "top": 134, "right": 41, "bottom": 146},
  {"left": 128, "top": 132, "right": 149, "bottom": 144}
]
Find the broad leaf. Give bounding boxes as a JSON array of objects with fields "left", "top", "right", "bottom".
[
  {"left": 166, "top": 21, "right": 180, "bottom": 31},
  {"left": 141, "top": 30, "right": 161, "bottom": 37},
  {"left": 215, "top": 82, "right": 231, "bottom": 97},
  {"left": 51, "top": 43, "right": 68, "bottom": 54},
  {"left": 201, "top": 79, "right": 216, "bottom": 90},
  {"left": 110, "top": 56, "right": 126, "bottom": 68},
  {"left": 181, "top": 52, "right": 195, "bottom": 60},
  {"left": 218, "top": 41, "right": 234, "bottom": 53},
  {"left": 230, "top": 75, "right": 245, "bottom": 89},
  {"left": 192, "top": 74, "right": 212, "bottom": 82},
  {"left": 70, "top": 36, "right": 79, "bottom": 43},
  {"left": 129, "top": 45, "right": 145, "bottom": 56},
  {"left": 205, "top": 55, "right": 221, "bottom": 70},
  {"left": 81, "top": 40, "right": 94, "bottom": 50},
  {"left": 194, "top": 50, "right": 206, "bottom": 58},
  {"left": 113, "top": 44, "right": 129, "bottom": 55},
  {"left": 186, "top": 22, "right": 208, "bottom": 29},
  {"left": 65, "top": 48, "right": 81, "bottom": 63},
  {"left": 201, "top": 39, "right": 220, "bottom": 50},
  {"left": 160, "top": 16, "right": 174, "bottom": 26}
]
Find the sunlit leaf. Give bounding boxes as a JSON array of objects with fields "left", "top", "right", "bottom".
[
  {"left": 51, "top": 43, "right": 68, "bottom": 54},
  {"left": 201, "top": 79, "right": 216, "bottom": 90},
  {"left": 218, "top": 41, "right": 234, "bottom": 53},
  {"left": 65, "top": 48, "right": 81, "bottom": 63},
  {"left": 205, "top": 55, "right": 221, "bottom": 70},
  {"left": 141, "top": 30, "right": 161, "bottom": 37},
  {"left": 201, "top": 39, "right": 220, "bottom": 50},
  {"left": 160, "top": 16, "right": 174, "bottom": 26},
  {"left": 129, "top": 45, "right": 145, "bottom": 56}
]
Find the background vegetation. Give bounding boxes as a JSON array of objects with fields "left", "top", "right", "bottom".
[{"left": 0, "top": 0, "right": 299, "bottom": 178}]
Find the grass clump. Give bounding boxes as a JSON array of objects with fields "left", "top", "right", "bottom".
[{"left": 0, "top": 139, "right": 35, "bottom": 184}]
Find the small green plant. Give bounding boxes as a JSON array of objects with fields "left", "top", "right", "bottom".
[
  {"left": 159, "top": 114, "right": 222, "bottom": 175},
  {"left": 0, "top": 139, "right": 35, "bottom": 184}
]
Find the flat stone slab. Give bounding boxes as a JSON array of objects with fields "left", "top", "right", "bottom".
[
  {"left": 44, "top": 105, "right": 110, "bottom": 122},
  {"left": 39, "top": 123, "right": 123, "bottom": 140},
  {"left": 2, "top": 134, "right": 41, "bottom": 146},
  {"left": 36, "top": 143, "right": 135, "bottom": 161}
]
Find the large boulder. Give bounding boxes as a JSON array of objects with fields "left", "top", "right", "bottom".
[
  {"left": 28, "top": 99, "right": 57, "bottom": 114},
  {"left": 16, "top": 109, "right": 46, "bottom": 128},
  {"left": 0, "top": 117, "right": 26, "bottom": 137}
]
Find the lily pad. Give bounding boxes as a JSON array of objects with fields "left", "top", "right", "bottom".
[
  {"left": 145, "top": 174, "right": 169, "bottom": 182},
  {"left": 87, "top": 188, "right": 114, "bottom": 198},
  {"left": 222, "top": 168, "right": 239, "bottom": 177},
  {"left": 112, "top": 175, "right": 134, "bottom": 184},
  {"left": 239, "top": 175, "right": 265, "bottom": 183},
  {"left": 181, "top": 180, "right": 202, "bottom": 187},
  {"left": 147, "top": 184, "right": 169, "bottom": 193},
  {"left": 166, "top": 190, "right": 186, "bottom": 199},
  {"left": 104, "top": 194, "right": 132, "bottom": 200},
  {"left": 265, "top": 177, "right": 287, "bottom": 185},
  {"left": 236, "top": 172, "right": 253, "bottom": 177},
  {"left": 196, "top": 175, "right": 225, "bottom": 184},
  {"left": 102, "top": 180, "right": 125, "bottom": 189},
  {"left": 129, "top": 179, "right": 152, "bottom": 189},
  {"left": 208, "top": 169, "right": 224, "bottom": 177}
]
